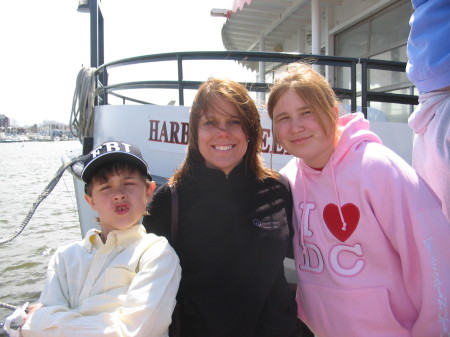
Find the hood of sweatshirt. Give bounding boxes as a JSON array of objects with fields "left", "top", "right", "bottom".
[
  {"left": 408, "top": 90, "right": 449, "bottom": 134},
  {"left": 298, "top": 112, "right": 381, "bottom": 175},
  {"left": 331, "top": 112, "right": 381, "bottom": 167},
  {"left": 294, "top": 112, "right": 382, "bottom": 253}
]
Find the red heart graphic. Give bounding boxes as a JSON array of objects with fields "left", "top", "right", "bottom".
[{"left": 323, "top": 203, "right": 360, "bottom": 242}]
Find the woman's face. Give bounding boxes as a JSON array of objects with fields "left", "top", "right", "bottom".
[
  {"left": 272, "top": 89, "right": 336, "bottom": 169},
  {"left": 197, "top": 96, "right": 248, "bottom": 175}
]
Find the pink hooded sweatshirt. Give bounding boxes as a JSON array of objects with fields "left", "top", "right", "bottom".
[{"left": 280, "top": 113, "right": 450, "bottom": 337}]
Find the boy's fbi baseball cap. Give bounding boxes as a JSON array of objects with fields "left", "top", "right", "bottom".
[{"left": 81, "top": 141, "right": 152, "bottom": 184}]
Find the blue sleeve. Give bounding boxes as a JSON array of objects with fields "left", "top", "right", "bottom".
[{"left": 406, "top": 0, "right": 450, "bottom": 93}]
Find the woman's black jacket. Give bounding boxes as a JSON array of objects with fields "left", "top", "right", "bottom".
[{"left": 144, "top": 162, "right": 301, "bottom": 337}]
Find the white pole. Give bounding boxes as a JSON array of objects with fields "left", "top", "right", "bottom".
[
  {"left": 258, "top": 37, "right": 266, "bottom": 105},
  {"left": 311, "top": 0, "right": 321, "bottom": 55}
]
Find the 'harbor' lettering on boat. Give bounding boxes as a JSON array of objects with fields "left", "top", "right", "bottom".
[
  {"left": 148, "top": 119, "right": 289, "bottom": 155},
  {"left": 261, "top": 128, "right": 289, "bottom": 155},
  {"left": 148, "top": 120, "right": 189, "bottom": 144}
]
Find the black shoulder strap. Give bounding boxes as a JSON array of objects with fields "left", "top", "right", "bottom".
[
  {"left": 169, "top": 185, "right": 181, "bottom": 337},
  {"left": 278, "top": 173, "right": 291, "bottom": 192},
  {"left": 170, "top": 185, "right": 179, "bottom": 248}
]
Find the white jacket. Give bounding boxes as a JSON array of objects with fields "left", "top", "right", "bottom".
[{"left": 21, "top": 225, "right": 181, "bottom": 337}]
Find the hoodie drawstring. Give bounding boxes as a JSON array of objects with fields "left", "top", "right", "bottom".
[
  {"left": 330, "top": 155, "right": 347, "bottom": 231},
  {"left": 298, "top": 153, "right": 347, "bottom": 255},
  {"left": 299, "top": 161, "right": 307, "bottom": 255}
]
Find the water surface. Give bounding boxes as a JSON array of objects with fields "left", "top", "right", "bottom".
[{"left": 0, "top": 140, "right": 82, "bottom": 334}]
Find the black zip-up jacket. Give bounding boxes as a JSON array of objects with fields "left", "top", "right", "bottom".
[{"left": 144, "top": 162, "right": 302, "bottom": 337}]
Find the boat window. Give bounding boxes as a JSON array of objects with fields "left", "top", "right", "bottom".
[{"left": 334, "top": 0, "right": 414, "bottom": 122}]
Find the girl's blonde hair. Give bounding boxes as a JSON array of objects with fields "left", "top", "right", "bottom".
[{"left": 267, "top": 62, "right": 340, "bottom": 139}]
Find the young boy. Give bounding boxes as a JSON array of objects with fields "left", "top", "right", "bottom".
[{"left": 19, "top": 141, "right": 181, "bottom": 337}]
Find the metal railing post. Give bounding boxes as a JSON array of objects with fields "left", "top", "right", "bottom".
[
  {"left": 361, "top": 59, "right": 368, "bottom": 118},
  {"left": 351, "top": 60, "right": 357, "bottom": 112},
  {"left": 177, "top": 54, "right": 184, "bottom": 106}
]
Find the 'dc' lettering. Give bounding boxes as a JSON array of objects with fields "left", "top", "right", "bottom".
[{"left": 330, "top": 244, "right": 364, "bottom": 276}]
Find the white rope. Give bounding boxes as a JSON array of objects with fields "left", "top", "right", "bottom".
[
  {"left": 69, "top": 67, "right": 96, "bottom": 143},
  {"left": 0, "top": 302, "right": 18, "bottom": 311},
  {"left": 0, "top": 154, "right": 88, "bottom": 246}
]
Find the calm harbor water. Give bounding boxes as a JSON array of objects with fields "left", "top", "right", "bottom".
[{"left": 0, "top": 140, "right": 82, "bottom": 333}]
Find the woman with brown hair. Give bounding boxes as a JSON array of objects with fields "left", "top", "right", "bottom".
[{"left": 144, "top": 78, "right": 310, "bottom": 337}]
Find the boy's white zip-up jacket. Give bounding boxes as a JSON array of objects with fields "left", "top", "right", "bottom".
[{"left": 22, "top": 225, "right": 181, "bottom": 337}]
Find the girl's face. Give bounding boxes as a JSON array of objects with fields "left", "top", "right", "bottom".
[
  {"left": 272, "top": 89, "right": 336, "bottom": 169},
  {"left": 197, "top": 96, "right": 248, "bottom": 175}
]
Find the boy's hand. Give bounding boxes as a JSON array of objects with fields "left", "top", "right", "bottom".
[
  {"left": 25, "top": 303, "right": 43, "bottom": 316},
  {"left": 3, "top": 302, "right": 29, "bottom": 336}
]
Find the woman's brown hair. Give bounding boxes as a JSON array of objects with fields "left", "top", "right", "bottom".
[{"left": 170, "top": 78, "right": 276, "bottom": 185}]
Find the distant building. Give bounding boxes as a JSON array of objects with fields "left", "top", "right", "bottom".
[
  {"left": 0, "top": 114, "right": 10, "bottom": 128},
  {"left": 51, "top": 129, "right": 63, "bottom": 138}
]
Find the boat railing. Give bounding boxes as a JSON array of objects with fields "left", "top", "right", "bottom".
[
  {"left": 93, "top": 51, "right": 418, "bottom": 117},
  {"left": 360, "top": 58, "right": 418, "bottom": 115}
]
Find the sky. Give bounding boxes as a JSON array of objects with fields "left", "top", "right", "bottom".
[{"left": 0, "top": 0, "right": 254, "bottom": 126}]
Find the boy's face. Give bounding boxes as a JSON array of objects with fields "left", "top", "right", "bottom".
[{"left": 84, "top": 170, "right": 155, "bottom": 241}]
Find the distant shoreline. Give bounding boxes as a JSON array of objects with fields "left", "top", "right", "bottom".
[{"left": 0, "top": 138, "right": 77, "bottom": 143}]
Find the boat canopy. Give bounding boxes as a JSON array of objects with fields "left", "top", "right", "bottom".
[
  {"left": 222, "top": 0, "right": 314, "bottom": 54},
  {"left": 231, "top": 0, "right": 253, "bottom": 12}
]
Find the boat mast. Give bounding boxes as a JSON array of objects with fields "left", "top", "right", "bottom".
[
  {"left": 77, "top": 0, "right": 104, "bottom": 68},
  {"left": 77, "top": 0, "right": 104, "bottom": 153}
]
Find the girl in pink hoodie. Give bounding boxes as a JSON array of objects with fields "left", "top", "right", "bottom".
[{"left": 267, "top": 62, "right": 450, "bottom": 337}]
